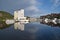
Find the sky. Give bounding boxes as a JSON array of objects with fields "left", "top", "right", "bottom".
[{"left": 0, "top": 0, "right": 60, "bottom": 17}]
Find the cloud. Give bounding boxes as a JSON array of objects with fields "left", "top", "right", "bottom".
[
  {"left": 51, "top": 0, "right": 60, "bottom": 10},
  {"left": 0, "top": 0, "right": 42, "bottom": 17},
  {"left": 25, "top": 6, "right": 41, "bottom": 17},
  {"left": 24, "top": 0, "right": 42, "bottom": 17}
]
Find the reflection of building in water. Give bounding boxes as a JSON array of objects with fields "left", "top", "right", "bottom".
[{"left": 14, "top": 22, "right": 24, "bottom": 31}]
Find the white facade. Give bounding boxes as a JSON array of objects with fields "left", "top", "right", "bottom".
[
  {"left": 14, "top": 11, "right": 18, "bottom": 20},
  {"left": 14, "top": 9, "right": 24, "bottom": 20},
  {"left": 18, "top": 9, "right": 24, "bottom": 20},
  {"left": 14, "top": 9, "right": 29, "bottom": 22}
]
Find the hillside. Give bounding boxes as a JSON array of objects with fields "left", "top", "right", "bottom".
[
  {"left": 0, "top": 11, "right": 13, "bottom": 21},
  {"left": 40, "top": 13, "right": 60, "bottom": 19},
  {"left": 0, "top": 21, "right": 11, "bottom": 29}
]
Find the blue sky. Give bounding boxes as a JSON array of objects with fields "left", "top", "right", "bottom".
[{"left": 0, "top": 0, "right": 60, "bottom": 17}]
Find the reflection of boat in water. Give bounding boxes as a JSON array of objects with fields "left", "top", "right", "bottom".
[
  {"left": 44, "top": 18, "right": 49, "bottom": 23},
  {"left": 40, "top": 21, "right": 60, "bottom": 27},
  {"left": 44, "top": 18, "right": 52, "bottom": 23},
  {"left": 44, "top": 18, "right": 60, "bottom": 24},
  {"left": 52, "top": 18, "right": 57, "bottom": 24}
]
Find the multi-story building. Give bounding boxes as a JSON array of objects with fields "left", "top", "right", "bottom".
[{"left": 14, "top": 9, "right": 28, "bottom": 22}]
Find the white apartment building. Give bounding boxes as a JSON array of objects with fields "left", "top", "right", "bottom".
[{"left": 14, "top": 9, "right": 28, "bottom": 22}]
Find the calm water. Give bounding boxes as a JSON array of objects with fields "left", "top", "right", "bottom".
[{"left": 0, "top": 22, "right": 60, "bottom": 40}]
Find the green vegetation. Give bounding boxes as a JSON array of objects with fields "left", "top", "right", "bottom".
[
  {"left": 0, "top": 11, "right": 13, "bottom": 21},
  {"left": 40, "top": 13, "right": 60, "bottom": 19},
  {"left": 0, "top": 21, "right": 12, "bottom": 29},
  {"left": 0, "top": 11, "right": 13, "bottom": 29},
  {"left": 26, "top": 16, "right": 30, "bottom": 20}
]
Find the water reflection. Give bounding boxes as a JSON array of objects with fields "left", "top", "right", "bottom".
[
  {"left": 0, "top": 20, "right": 60, "bottom": 40},
  {"left": 14, "top": 22, "right": 29, "bottom": 31},
  {"left": 5, "top": 20, "right": 29, "bottom": 31},
  {"left": 40, "top": 21, "right": 60, "bottom": 27},
  {"left": 5, "top": 19, "right": 60, "bottom": 30},
  {"left": 14, "top": 22, "right": 24, "bottom": 31}
]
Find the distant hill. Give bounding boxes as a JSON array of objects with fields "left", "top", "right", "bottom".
[
  {"left": 0, "top": 11, "right": 13, "bottom": 21},
  {"left": 40, "top": 13, "right": 60, "bottom": 19}
]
